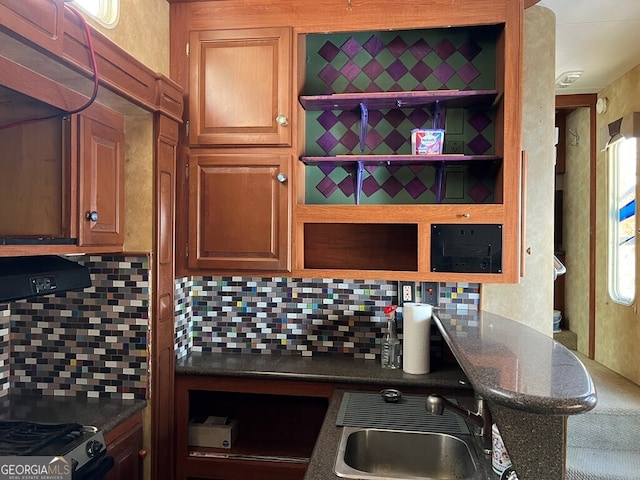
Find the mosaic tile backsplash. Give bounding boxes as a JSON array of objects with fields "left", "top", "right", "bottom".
[
  {"left": 0, "top": 305, "right": 9, "bottom": 394},
  {"left": 1, "top": 255, "right": 148, "bottom": 400},
  {"left": 303, "top": 27, "right": 498, "bottom": 205},
  {"left": 174, "top": 277, "right": 479, "bottom": 360}
]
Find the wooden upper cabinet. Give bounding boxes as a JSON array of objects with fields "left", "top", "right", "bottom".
[
  {"left": 188, "top": 27, "right": 292, "bottom": 146},
  {"left": 77, "top": 103, "right": 125, "bottom": 247},
  {"left": 188, "top": 152, "right": 290, "bottom": 271}
]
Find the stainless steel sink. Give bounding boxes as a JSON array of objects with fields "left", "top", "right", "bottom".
[{"left": 334, "top": 427, "right": 479, "bottom": 480}]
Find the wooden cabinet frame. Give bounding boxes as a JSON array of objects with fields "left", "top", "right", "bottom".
[{"left": 171, "top": 0, "right": 524, "bottom": 283}]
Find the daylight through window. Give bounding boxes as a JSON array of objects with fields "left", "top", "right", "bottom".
[
  {"left": 608, "top": 136, "right": 636, "bottom": 305},
  {"left": 72, "top": 0, "right": 119, "bottom": 28}
]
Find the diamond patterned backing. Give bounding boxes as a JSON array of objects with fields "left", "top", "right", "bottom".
[{"left": 304, "top": 27, "right": 498, "bottom": 204}]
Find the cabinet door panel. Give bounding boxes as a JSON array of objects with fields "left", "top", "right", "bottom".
[
  {"left": 189, "top": 27, "right": 291, "bottom": 146},
  {"left": 189, "top": 153, "right": 290, "bottom": 271},
  {"left": 78, "top": 104, "right": 125, "bottom": 247},
  {"left": 104, "top": 413, "right": 144, "bottom": 480}
]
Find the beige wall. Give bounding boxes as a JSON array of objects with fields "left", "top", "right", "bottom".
[
  {"left": 81, "top": 0, "right": 170, "bottom": 76},
  {"left": 594, "top": 65, "right": 640, "bottom": 386},
  {"left": 482, "top": 6, "right": 556, "bottom": 336},
  {"left": 563, "top": 108, "right": 591, "bottom": 353}
]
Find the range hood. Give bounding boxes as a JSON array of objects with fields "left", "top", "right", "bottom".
[{"left": 0, "top": 255, "right": 92, "bottom": 303}]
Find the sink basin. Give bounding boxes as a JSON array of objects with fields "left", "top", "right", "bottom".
[{"left": 334, "top": 427, "right": 478, "bottom": 480}]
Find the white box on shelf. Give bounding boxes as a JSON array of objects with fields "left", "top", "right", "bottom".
[{"left": 188, "top": 416, "right": 239, "bottom": 449}]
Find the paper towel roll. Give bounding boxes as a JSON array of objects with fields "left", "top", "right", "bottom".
[{"left": 402, "top": 303, "right": 433, "bottom": 374}]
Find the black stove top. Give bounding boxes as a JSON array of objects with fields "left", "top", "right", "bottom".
[
  {"left": 0, "top": 421, "right": 107, "bottom": 474},
  {"left": 0, "top": 421, "right": 85, "bottom": 456}
]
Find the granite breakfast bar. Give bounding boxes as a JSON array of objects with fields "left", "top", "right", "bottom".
[{"left": 432, "top": 310, "right": 597, "bottom": 480}]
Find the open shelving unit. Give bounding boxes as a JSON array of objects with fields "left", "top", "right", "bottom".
[
  {"left": 293, "top": 23, "right": 522, "bottom": 283},
  {"left": 175, "top": 376, "right": 331, "bottom": 480}
]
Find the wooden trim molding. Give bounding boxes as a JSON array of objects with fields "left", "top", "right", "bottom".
[{"left": 0, "top": 1, "right": 183, "bottom": 121}]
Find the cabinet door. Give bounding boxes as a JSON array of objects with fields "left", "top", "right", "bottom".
[
  {"left": 188, "top": 27, "right": 291, "bottom": 146},
  {"left": 188, "top": 152, "right": 290, "bottom": 271},
  {"left": 104, "top": 414, "right": 144, "bottom": 480},
  {"left": 77, "top": 103, "right": 125, "bottom": 247}
]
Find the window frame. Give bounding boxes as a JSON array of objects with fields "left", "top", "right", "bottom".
[
  {"left": 71, "top": 0, "right": 120, "bottom": 29},
  {"left": 607, "top": 134, "right": 637, "bottom": 306}
]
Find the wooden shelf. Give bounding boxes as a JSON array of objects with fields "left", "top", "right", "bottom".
[
  {"left": 300, "top": 154, "right": 500, "bottom": 165},
  {"left": 299, "top": 89, "right": 499, "bottom": 110},
  {"left": 186, "top": 454, "right": 307, "bottom": 480},
  {"left": 183, "top": 389, "right": 327, "bottom": 480}
]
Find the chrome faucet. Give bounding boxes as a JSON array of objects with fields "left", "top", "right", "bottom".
[{"left": 426, "top": 394, "right": 492, "bottom": 453}]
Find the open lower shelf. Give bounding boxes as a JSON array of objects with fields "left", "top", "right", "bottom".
[
  {"left": 187, "top": 390, "right": 328, "bottom": 466},
  {"left": 299, "top": 89, "right": 499, "bottom": 111},
  {"left": 304, "top": 223, "right": 418, "bottom": 271}
]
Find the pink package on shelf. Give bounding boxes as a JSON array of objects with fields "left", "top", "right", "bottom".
[{"left": 411, "top": 129, "right": 445, "bottom": 155}]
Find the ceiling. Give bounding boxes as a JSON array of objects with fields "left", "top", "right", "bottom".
[{"left": 537, "top": 0, "right": 640, "bottom": 95}]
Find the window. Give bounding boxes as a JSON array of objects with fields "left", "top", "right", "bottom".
[
  {"left": 72, "top": 0, "right": 119, "bottom": 28},
  {"left": 608, "top": 136, "right": 636, "bottom": 305}
]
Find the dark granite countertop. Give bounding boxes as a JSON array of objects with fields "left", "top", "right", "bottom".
[
  {"left": 0, "top": 394, "right": 146, "bottom": 433},
  {"left": 434, "top": 310, "right": 597, "bottom": 414},
  {"left": 175, "top": 351, "right": 471, "bottom": 390}
]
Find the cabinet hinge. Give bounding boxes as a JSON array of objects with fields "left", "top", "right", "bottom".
[
  {"left": 186, "top": 42, "right": 189, "bottom": 58},
  {"left": 185, "top": 120, "right": 189, "bottom": 137},
  {"left": 185, "top": 243, "right": 189, "bottom": 258}
]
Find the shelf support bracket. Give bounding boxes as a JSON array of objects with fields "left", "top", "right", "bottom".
[
  {"left": 432, "top": 101, "right": 447, "bottom": 203},
  {"left": 435, "top": 162, "right": 446, "bottom": 204},
  {"left": 432, "top": 100, "right": 447, "bottom": 130},
  {"left": 358, "top": 102, "right": 368, "bottom": 152},
  {"left": 354, "top": 161, "right": 364, "bottom": 205}
]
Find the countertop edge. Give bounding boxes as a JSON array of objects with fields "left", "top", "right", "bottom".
[
  {"left": 174, "top": 352, "right": 473, "bottom": 391},
  {"left": 0, "top": 393, "right": 147, "bottom": 435},
  {"left": 433, "top": 312, "right": 597, "bottom": 415}
]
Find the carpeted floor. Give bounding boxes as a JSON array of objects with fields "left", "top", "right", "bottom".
[{"left": 566, "top": 353, "right": 640, "bottom": 480}]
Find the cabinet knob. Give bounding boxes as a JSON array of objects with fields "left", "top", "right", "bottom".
[
  {"left": 86, "top": 211, "right": 99, "bottom": 222},
  {"left": 138, "top": 449, "right": 148, "bottom": 459},
  {"left": 276, "top": 173, "right": 288, "bottom": 183},
  {"left": 461, "top": 213, "right": 471, "bottom": 218},
  {"left": 275, "top": 114, "right": 288, "bottom": 126}
]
